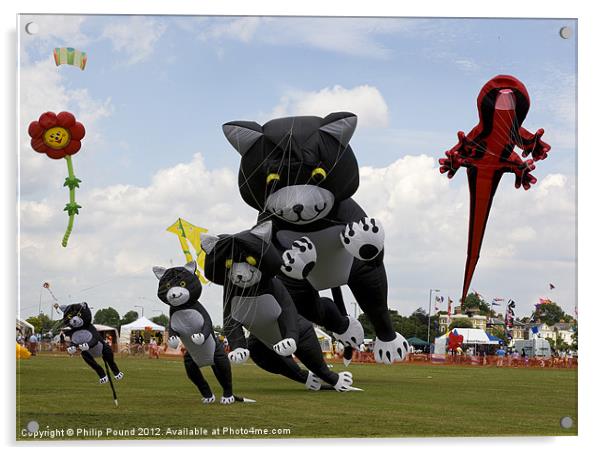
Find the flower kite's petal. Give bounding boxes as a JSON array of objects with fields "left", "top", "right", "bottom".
[
  {"left": 57, "top": 111, "right": 76, "bottom": 128},
  {"left": 30, "top": 137, "right": 47, "bottom": 152},
  {"left": 45, "top": 149, "right": 68, "bottom": 159},
  {"left": 70, "top": 122, "right": 85, "bottom": 141},
  {"left": 64, "top": 140, "right": 81, "bottom": 156},
  {"left": 28, "top": 121, "right": 44, "bottom": 138},
  {"left": 38, "top": 112, "right": 58, "bottom": 129}
]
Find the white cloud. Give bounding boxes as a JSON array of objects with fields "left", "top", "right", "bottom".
[
  {"left": 19, "top": 153, "right": 257, "bottom": 320},
  {"left": 20, "top": 150, "right": 575, "bottom": 323},
  {"left": 352, "top": 156, "right": 575, "bottom": 317},
  {"left": 270, "top": 85, "right": 389, "bottom": 128},
  {"left": 200, "top": 17, "right": 262, "bottom": 43},
  {"left": 19, "top": 15, "right": 89, "bottom": 53},
  {"left": 199, "top": 17, "right": 417, "bottom": 59},
  {"left": 102, "top": 17, "right": 166, "bottom": 65},
  {"left": 19, "top": 58, "right": 113, "bottom": 197}
]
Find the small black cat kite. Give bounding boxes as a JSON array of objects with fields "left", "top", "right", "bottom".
[
  {"left": 60, "top": 302, "right": 123, "bottom": 384},
  {"left": 153, "top": 261, "right": 252, "bottom": 404}
]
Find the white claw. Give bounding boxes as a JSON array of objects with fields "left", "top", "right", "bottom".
[
  {"left": 191, "top": 333, "right": 205, "bottom": 345},
  {"left": 305, "top": 371, "right": 322, "bottom": 391},
  {"left": 333, "top": 316, "right": 364, "bottom": 349},
  {"left": 221, "top": 395, "right": 235, "bottom": 405},
  {"left": 373, "top": 333, "right": 409, "bottom": 365},
  {"left": 334, "top": 371, "right": 354, "bottom": 392},
  {"left": 340, "top": 217, "right": 385, "bottom": 261},
  {"left": 228, "top": 348, "right": 250, "bottom": 364},
  {"left": 273, "top": 338, "right": 297, "bottom": 357},
  {"left": 202, "top": 394, "right": 216, "bottom": 404},
  {"left": 167, "top": 336, "right": 180, "bottom": 349},
  {"left": 280, "top": 237, "right": 317, "bottom": 280}
]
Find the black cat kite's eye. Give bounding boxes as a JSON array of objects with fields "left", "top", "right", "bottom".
[
  {"left": 311, "top": 167, "right": 327, "bottom": 182},
  {"left": 179, "top": 281, "right": 186, "bottom": 287},
  {"left": 266, "top": 173, "right": 280, "bottom": 184}
]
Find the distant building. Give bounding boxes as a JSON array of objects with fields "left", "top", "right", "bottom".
[
  {"left": 526, "top": 322, "right": 575, "bottom": 346},
  {"left": 438, "top": 313, "right": 487, "bottom": 333},
  {"left": 510, "top": 321, "right": 526, "bottom": 341}
]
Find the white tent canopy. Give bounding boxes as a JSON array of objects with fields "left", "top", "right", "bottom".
[
  {"left": 119, "top": 316, "right": 165, "bottom": 346},
  {"left": 433, "top": 328, "right": 499, "bottom": 354},
  {"left": 17, "top": 318, "right": 35, "bottom": 336}
]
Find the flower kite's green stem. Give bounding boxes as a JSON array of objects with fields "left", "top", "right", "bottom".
[{"left": 61, "top": 155, "right": 82, "bottom": 247}]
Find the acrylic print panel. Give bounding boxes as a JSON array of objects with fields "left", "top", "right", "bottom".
[{"left": 17, "top": 14, "right": 577, "bottom": 440}]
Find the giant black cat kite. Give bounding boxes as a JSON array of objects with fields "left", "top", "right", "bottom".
[{"left": 221, "top": 112, "right": 409, "bottom": 364}]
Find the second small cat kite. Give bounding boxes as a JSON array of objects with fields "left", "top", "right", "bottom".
[{"left": 438, "top": 75, "right": 551, "bottom": 303}]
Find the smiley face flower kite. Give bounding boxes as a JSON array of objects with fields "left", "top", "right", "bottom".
[{"left": 28, "top": 111, "right": 86, "bottom": 247}]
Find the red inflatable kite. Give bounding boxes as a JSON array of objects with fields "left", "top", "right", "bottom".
[
  {"left": 448, "top": 330, "right": 464, "bottom": 352},
  {"left": 439, "top": 75, "right": 551, "bottom": 303}
]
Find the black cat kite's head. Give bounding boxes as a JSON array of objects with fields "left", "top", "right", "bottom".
[
  {"left": 153, "top": 261, "right": 202, "bottom": 307},
  {"left": 222, "top": 112, "right": 360, "bottom": 224},
  {"left": 60, "top": 302, "right": 92, "bottom": 328},
  {"left": 201, "top": 221, "right": 281, "bottom": 288}
]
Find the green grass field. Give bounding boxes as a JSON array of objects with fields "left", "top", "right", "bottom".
[{"left": 16, "top": 354, "right": 577, "bottom": 440}]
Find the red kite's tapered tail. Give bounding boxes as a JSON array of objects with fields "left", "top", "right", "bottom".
[{"left": 461, "top": 167, "right": 504, "bottom": 303}]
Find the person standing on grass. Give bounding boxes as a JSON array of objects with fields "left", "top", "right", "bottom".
[
  {"left": 59, "top": 331, "right": 66, "bottom": 351},
  {"left": 148, "top": 338, "right": 160, "bottom": 359},
  {"left": 28, "top": 333, "right": 38, "bottom": 356},
  {"left": 495, "top": 346, "right": 506, "bottom": 366}
]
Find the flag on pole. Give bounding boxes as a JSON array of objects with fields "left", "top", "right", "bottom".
[{"left": 434, "top": 295, "right": 443, "bottom": 311}]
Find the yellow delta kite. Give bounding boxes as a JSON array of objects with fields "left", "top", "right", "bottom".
[{"left": 166, "top": 218, "right": 209, "bottom": 284}]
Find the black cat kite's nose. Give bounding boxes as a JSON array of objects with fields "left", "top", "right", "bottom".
[{"left": 292, "top": 204, "right": 304, "bottom": 214}]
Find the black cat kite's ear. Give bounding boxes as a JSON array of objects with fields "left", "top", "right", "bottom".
[
  {"left": 184, "top": 261, "right": 197, "bottom": 274},
  {"left": 250, "top": 220, "right": 272, "bottom": 243},
  {"left": 320, "top": 112, "right": 357, "bottom": 148},
  {"left": 222, "top": 121, "right": 263, "bottom": 156},
  {"left": 59, "top": 305, "right": 67, "bottom": 313},
  {"left": 201, "top": 234, "right": 220, "bottom": 254},
  {"left": 153, "top": 266, "right": 167, "bottom": 280}
]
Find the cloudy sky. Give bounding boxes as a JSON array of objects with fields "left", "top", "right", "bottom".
[{"left": 17, "top": 15, "right": 577, "bottom": 325}]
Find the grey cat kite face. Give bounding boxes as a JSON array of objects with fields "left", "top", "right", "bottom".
[
  {"left": 229, "top": 261, "right": 262, "bottom": 289},
  {"left": 154, "top": 261, "right": 202, "bottom": 307},
  {"left": 265, "top": 184, "right": 335, "bottom": 225},
  {"left": 202, "top": 221, "right": 282, "bottom": 287}
]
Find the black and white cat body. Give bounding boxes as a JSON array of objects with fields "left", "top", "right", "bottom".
[
  {"left": 60, "top": 302, "right": 123, "bottom": 384},
  {"left": 202, "top": 222, "right": 357, "bottom": 392},
  {"left": 153, "top": 262, "right": 249, "bottom": 404},
  {"left": 222, "top": 112, "right": 409, "bottom": 364}
]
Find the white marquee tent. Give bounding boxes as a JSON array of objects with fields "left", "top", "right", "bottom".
[
  {"left": 119, "top": 316, "right": 165, "bottom": 346},
  {"left": 433, "top": 328, "right": 499, "bottom": 354}
]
